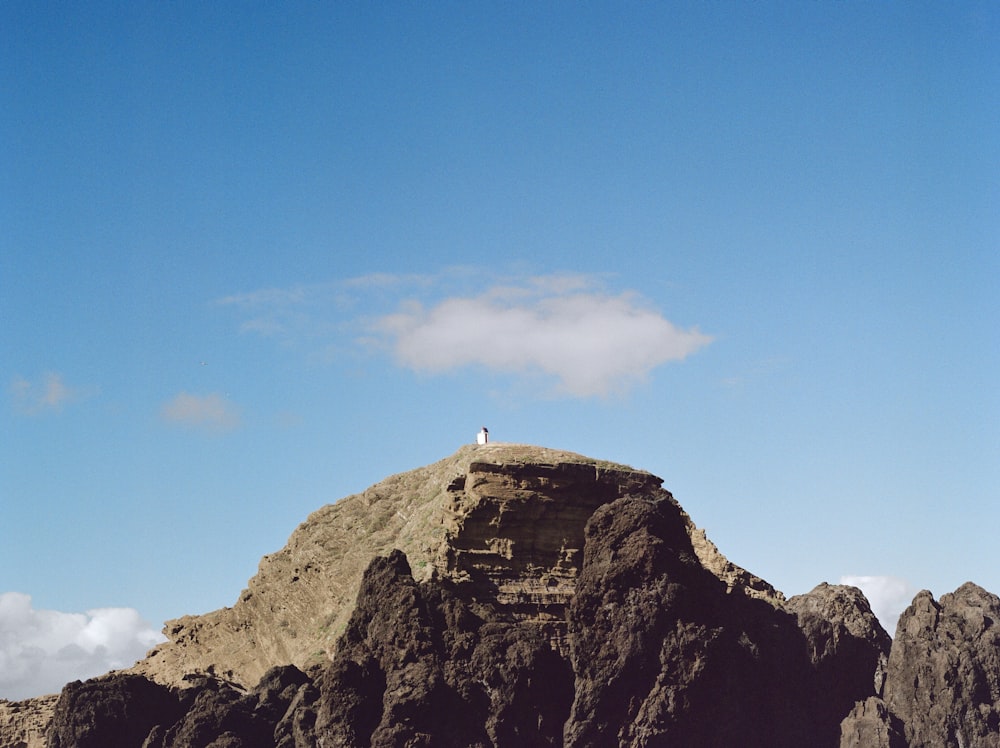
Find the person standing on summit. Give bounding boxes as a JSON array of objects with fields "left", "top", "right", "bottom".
[{"left": 477, "top": 427, "right": 489, "bottom": 445}]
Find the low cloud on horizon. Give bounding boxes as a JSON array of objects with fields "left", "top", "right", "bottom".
[
  {"left": 0, "top": 592, "right": 165, "bottom": 701},
  {"left": 219, "top": 271, "right": 713, "bottom": 398}
]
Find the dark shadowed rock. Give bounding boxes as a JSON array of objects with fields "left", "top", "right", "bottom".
[
  {"left": 147, "top": 676, "right": 268, "bottom": 748},
  {"left": 839, "top": 696, "right": 907, "bottom": 748},
  {"left": 249, "top": 665, "right": 311, "bottom": 729},
  {"left": 273, "top": 674, "right": 320, "bottom": 748},
  {"left": 884, "top": 583, "right": 1000, "bottom": 748},
  {"left": 46, "top": 674, "right": 180, "bottom": 748},
  {"left": 45, "top": 668, "right": 317, "bottom": 748},
  {"left": 315, "top": 549, "right": 573, "bottom": 747},
  {"left": 563, "top": 494, "right": 874, "bottom": 748},
  {"left": 316, "top": 551, "right": 462, "bottom": 747}
]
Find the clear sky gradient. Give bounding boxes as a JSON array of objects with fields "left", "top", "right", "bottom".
[{"left": 2, "top": 2, "right": 998, "bottom": 698}]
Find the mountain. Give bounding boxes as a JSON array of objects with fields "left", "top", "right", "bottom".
[
  {"left": 134, "top": 444, "right": 739, "bottom": 687},
  {"left": 3, "top": 444, "right": 999, "bottom": 747}
]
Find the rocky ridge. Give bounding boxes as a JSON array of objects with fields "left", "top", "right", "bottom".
[{"left": 3, "top": 444, "right": 1000, "bottom": 746}]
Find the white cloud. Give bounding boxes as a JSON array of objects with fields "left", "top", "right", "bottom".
[
  {"left": 9, "top": 372, "right": 88, "bottom": 414},
  {"left": 0, "top": 592, "right": 165, "bottom": 700},
  {"left": 160, "top": 392, "right": 242, "bottom": 432},
  {"left": 375, "top": 283, "right": 712, "bottom": 397},
  {"left": 216, "top": 271, "right": 713, "bottom": 397},
  {"left": 839, "top": 575, "right": 917, "bottom": 637}
]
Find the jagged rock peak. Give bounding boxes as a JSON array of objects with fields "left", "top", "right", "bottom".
[{"left": 883, "top": 582, "right": 1000, "bottom": 748}]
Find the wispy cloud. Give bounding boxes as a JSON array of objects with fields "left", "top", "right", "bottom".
[
  {"left": 216, "top": 270, "right": 713, "bottom": 398},
  {"left": 0, "top": 592, "right": 164, "bottom": 700},
  {"left": 213, "top": 274, "right": 438, "bottom": 340},
  {"left": 839, "top": 574, "right": 917, "bottom": 637},
  {"left": 9, "top": 372, "right": 90, "bottom": 414},
  {"left": 160, "top": 392, "right": 242, "bottom": 432},
  {"left": 342, "top": 271, "right": 436, "bottom": 290},
  {"left": 214, "top": 285, "right": 318, "bottom": 339}
]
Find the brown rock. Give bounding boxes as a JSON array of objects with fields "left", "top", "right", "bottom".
[
  {"left": 687, "top": 525, "right": 786, "bottom": 605},
  {"left": 0, "top": 694, "right": 58, "bottom": 748},
  {"left": 441, "top": 457, "right": 664, "bottom": 623}
]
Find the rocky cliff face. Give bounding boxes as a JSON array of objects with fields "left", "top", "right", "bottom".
[{"left": 7, "top": 444, "right": 1000, "bottom": 746}]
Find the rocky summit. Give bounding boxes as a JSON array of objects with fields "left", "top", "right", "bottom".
[{"left": 3, "top": 444, "right": 999, "bottom": 747}]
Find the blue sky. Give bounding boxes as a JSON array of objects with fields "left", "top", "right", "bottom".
[{"left": 2, "top": 2, "right": 997, "bottom": 698}]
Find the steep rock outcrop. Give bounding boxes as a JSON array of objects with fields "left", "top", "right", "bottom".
[
  {"left": 884, "top": 583, "right": 1000, "bottom": 748},
  {"left": 315, "top": 549, "right": 573, "bottom": 747},
  {"left": 839, "top": 696, "right": 907, "bottom": 748},
  {"left": 440, "top": 458, "right": 664, "bottom": 622},
  {"left": 564, "top": 495, "right": 821, "bottom": 747},
  {"left": 687, "top": 525, "right": 785, "bottom": 604},
  {"left": 786, "top": 583, "right": 892, "bottom": 737},
  {"left": 563, "top": 497, "right": 892, "bottom": 748},
  {"left": 314, "top": 496, "right": 883, "bottom": 747}
]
